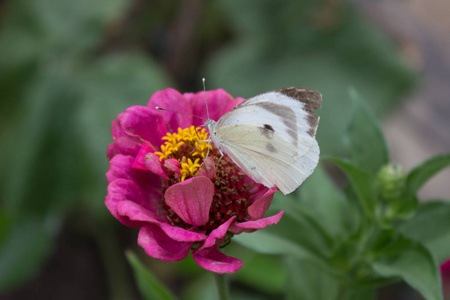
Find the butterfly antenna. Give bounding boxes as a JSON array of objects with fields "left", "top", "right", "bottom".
[
  {"left": 202, "top": 78, "right": 210, "bottom": 120},
  {"left": 155, "top": 107, "right": 207, "bottom": 121}
]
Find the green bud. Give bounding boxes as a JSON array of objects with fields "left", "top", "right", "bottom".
[{"left": 376, "top": 163, "right": 406, "bottom": 203}]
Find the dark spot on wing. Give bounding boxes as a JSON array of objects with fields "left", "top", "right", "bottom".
[
  {"left": 264, "top": 124, "right": 274, "bottom": 132},
  {"left": 256, "top": 102, "right": 299, "bottom": 145},
  {"left": 266, "top": 143, "right": 277, "bottom": 153},
  {"left": 259, "top": 124, "right": 275, "bottom": 138}
]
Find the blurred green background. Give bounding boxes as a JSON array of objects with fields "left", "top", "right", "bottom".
[{"left": 2, "top": 0, "right": 447, "bottom": 299}]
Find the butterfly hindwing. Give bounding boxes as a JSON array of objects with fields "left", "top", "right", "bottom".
[{"left": 218, "top": 136, "right": 320, "bottom": 194}]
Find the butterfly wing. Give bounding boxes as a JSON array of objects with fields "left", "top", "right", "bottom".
[
  {"left": 212, "top": 124, "right": 319, "bottom": 194},
  {"left": 217, "top": 87, "right": 321, "bottom": 158},
  {"left": 211, "top": 87, "right": 321, "bottom": 194}
]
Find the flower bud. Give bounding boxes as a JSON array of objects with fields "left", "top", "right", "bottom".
[{"left": 376, "top": 163, "right": 406, "bottom": 203}]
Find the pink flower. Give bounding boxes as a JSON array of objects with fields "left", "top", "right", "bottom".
[
  {"left": 105, "top": 88, "right": 284, "bottom": 273},
  {"left": 442, "top": 259, "right": 450, "bottom": 297}
]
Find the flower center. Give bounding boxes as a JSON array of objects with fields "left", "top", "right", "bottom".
[
  {"left": 155, "top": 125, "right": 211, "bottom": 181},
  {"left": 155, "top": 126, "right": 252, "bottom": 232}
]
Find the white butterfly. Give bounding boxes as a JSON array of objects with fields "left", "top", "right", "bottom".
[{"left": 205, "top": 87, "right": 321, "bottom": 195}]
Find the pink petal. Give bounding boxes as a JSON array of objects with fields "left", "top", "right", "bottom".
[
  {"left": 107, "top": 136, "right": 142, "bottom": 160},
  {"left": 441, "top": 259, "right": 450, "bottom": 274},
  {"left": 108, "top": 113, "right": 143, "bottom": 159},
  {"left": 111, "top": 113, "right": 125, "bottom": 139},
  {"left": 192, "top": 217, "right": 243, "bottom": 273},
  {"left": 106, "top": 155, "right": 161, "bottom": 189},
  {"left": 132, "top": 142, "right": 155, "bottom": 170},
  {"left": 117, "top": 201, "right": 207, "bottom": 242},
  {"left": 164, "top": 159, "right": 181, "bottom": 174},
  {"left": 147, "top": 88, "right": 193, "bottom": 132},
  {"left": 189, "top": 89, "right": 236, "bottom": 126},
  {"left": 247, "top": 187, "right": 277, "bottom": 220},
  {"left": 197, "top": 156, "right": 216, "bottom": 180},
  {"left": 138, "top": 224, "right": 192, "bottom": 261},
  {"left": 164, "top": 177, "right": 214, "bottom": 227},
  {"left": 224, "top": 96, "right": 245, "bottom": 113},
  {"left": 200, "top": 216, "right": 236, "bottom": 249},
  {"left": 106, "top": 155, "right": 161, "bottom": 211},
  {"left": 160, "top": 223, "right": 207, "bottom": 242},
  {"left": 192, "top": 246, "right": 243, "bottom": 274},
  {"left": 228, "top": 210, "right": 284, "bottom": 234},
  {"left": 144, "top": 153, "right": 169, "bottom": 180},
  {"left": 105, "top": 179, "right": 149, "bottom": 227},
  {"left": 120, "top": 106, "right": 167, "bottom": 148},
  {"left": 117, "top": 200, "right": 162, "bottom": 223}
]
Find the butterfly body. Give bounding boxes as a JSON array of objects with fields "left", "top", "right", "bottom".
[{"left": 205, "top": 87, "right": 321, "bottom": 195}]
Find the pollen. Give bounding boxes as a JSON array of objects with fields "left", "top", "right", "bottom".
[
  {"left": 180, "top": 158, "right": 201, "bottom": 181},
  {"left": 155, "top": 125, "right": 212, "bottom": 181}
]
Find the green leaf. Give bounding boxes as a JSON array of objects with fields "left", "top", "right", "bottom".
[
  {"left": 297, "top": 165, "right": 357, "bottom": 236},
  {"left": 397, "top": 201, "right": 450, "bottom": 263},
  {"left": 327, "top": 157, "right": 375, "bottom": 218},
  {"left": 233, "top": 250, "right": 285, "bottom": 294},
  {"left": 406, "top": 154, "right": 450, "bottom": 197},
  {"left": 126, "top": 251, "right": 176, "bottom": 300},
  {"left": 345, "top": 89, "right": 389, "bottom": 175},
  {"left": 285, "top": 257, "right": 339, "bottom": 300},
  {"left": 1, "top": 64, "right": 83, "bottom": 216},
  {"left": 234, "top": 199, "right": 335, "bottom": 273},
  {"left": 0, "top": 214, "right": 61, "bottom": 292},
  {"left": 371, "top": 235, "right": 443, "bottom": 300},
  {"left": 391, "top": 154, "right": 450, "bottom": 219}
]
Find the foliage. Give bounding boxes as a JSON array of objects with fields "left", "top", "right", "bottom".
[
  {"left": 1, "top": 0, "right": 447, "bottom": 300},
  {"left": 234, "top": 92, "right": 450, "bottom": 300}
]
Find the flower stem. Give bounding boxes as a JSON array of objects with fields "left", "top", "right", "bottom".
[{"left": 214, "top": 273, "right": 230, "bottom": 300}]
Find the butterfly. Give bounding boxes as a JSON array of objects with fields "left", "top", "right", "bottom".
[{"left": 204, "top": 87, "right": 321, "bottom": 195}]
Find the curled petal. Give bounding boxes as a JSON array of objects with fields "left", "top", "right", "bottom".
[
  {"left": 229, "top": 210, "right": 284, "bottom": 234},
  {"left": 247, "top": 187, "right": 277, "bottom": 220},
  {"left": 132, "top": 142, "right": 154, "bottom": 170},
  {"left": 111, "top": 113, "right": 125, "bottom": 139},
  {"left": 144, "top": 153, "right": 169, "bottom": 180},
  {"left": 192, "top": 217, "right": 243, "bottom": 273},
  {"left": 106, "top": 156, "right": 161, "bottom": 212},
  {"left": 164, "top": 177, "right": 214, "bottom": 227},
  {"left": 106, "top": 155, "right": 161, "bottom": 192},
  {"left": 164, "top": 159, "right": 181, "bottom": 174},
  {"left": 200, "top": 216, "right": 236, "bottom": 249},
  {"left": 105, "top": 179, "right": 149, "bottom": 227},
  {"left": 192, "top": 246, "right": 243, "bottom": 274},
  {"left": 147, "top": 88, "right": 193, "bottom": 132},
  {"left": 138, "top": 224, "right": 192, "bottom": 261},
  {"left": 160, "top": 223, "right": 207, "bottom": 242},
  {"left": 117, "top": 200, "right": 162, "bottom": 223},
  {"left": 197, "top": 156, "right": 216, "bottom": 180},
  {"left": 107, "top": 136, "right": 141, "bottom": 160},
  {"left": 120, "top": 106, "right": 167, "bottom": 148}
]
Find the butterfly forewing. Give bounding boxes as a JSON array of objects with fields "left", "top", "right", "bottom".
[{"left": 209, "top": 87, "right": 322, "bottom": 195}]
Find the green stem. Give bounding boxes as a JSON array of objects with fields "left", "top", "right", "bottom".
[
  {"left": 93, "top": 220, "right": 137, "bottom": 300},
  {"left": 214, "top": 273, "right": 230, "bottom": 300}
]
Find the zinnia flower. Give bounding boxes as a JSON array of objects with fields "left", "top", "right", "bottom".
[{"left": 105, "top": 88, "right": 284, "bottom": 273}]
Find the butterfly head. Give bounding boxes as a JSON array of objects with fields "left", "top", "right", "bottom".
[{"left": 204, "top": 119, "right": 216, "bottom": 135}]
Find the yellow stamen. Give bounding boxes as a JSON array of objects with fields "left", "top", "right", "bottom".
[{"left": 155, "top": 125, "right": 213, "bottom": 181}]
